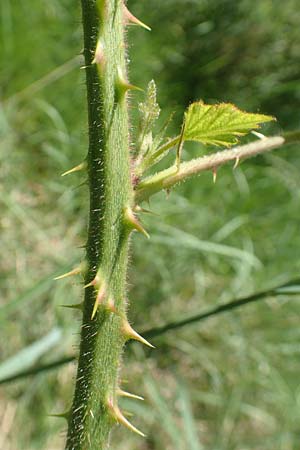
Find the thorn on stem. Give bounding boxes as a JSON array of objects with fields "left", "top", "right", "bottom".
[
  {"left": 212, "top": 167, "right": 217, "bottom": 184},
  {"left": 251, "top": 130, "right": 266, "bottom": 140},
  {"left": 233, "top": 157, "right": 240, "bottom": 169},
  {"left": 175, "top": 122, "right": 186, "bottom": 170},
  {"left": 84, "top": 274, "right": 101, "bottom": 289},
  {"left": 117, "top": 389, "right": 144, "bottom": 401},
  {"left": 49, "top": 411, "right": 70, "bottom": 421},
  {"left": 134, "top": 205, "right": 158, "bottom": 216},
  {"left": 124, "top": 206, "right": 150, "bottom": 239},
  {"left": 105, "top": 297, "right": 117, "bottom": 314},
  {"left": 107, "top": 398, "right": 146, "bottom": 437},
  {"left": 91, "top": 282, "right": 107, "bottom": 319},
  {"left": 59, "top": 303, "right": 83, "bottom": 311},
  {"left": 92, "top": 39, "right": 105, "bottom": 67},
  {"left": 122, "top": 319, "right": 154, "bottom": 348},
  {"left": 116, "top": 67, "right": 142, "bottom": 102},
  {"left": 61, "top": 162, "right": 86, "bottom": 177},
  {"left": 54, "top": 266, "right": 82, "bottom": 281},
  {"left": 122, "top": 4, "right": 151, "bottom": 31}
]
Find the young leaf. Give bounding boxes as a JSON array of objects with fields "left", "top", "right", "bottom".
[
  {"left": 183, "top": 101, "right": 275, "bottom": 147},
  {"left": 137, "top": 80, "right": 161, "bottom": 157}
]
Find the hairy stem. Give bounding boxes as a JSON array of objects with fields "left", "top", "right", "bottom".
[
  {"left": 65, "top": 1, "right": 135, "bottom": 448},
  {"left": 135, "top": 136, "right": 286, "bottom": 203}
]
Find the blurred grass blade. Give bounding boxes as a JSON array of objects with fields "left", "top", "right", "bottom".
[
  {"left": 143, "top": 278, "right": 300, "bottom": 339},
  {"left": 153, "top": 224, "right": 262, "bottom": 268},
  {"left": 146, "top": 376, "right": 184, "bottom": 449},
  {"left": 178, "top": 383, "right": 204, "bottom": 450},
  {"left": 0, "top": 328, "right": 62, "bottom": 382},
  {"left": 4, "top": 56, "right": 82, "bottom": 104},
  {"left": 0, "top": 264, "right": 75, "bottom": 322},
  {"left": 275, "top": 284, "right": 300, "bottom": 294},
  {"left": 0, "top": 355, "right": 75, "bottom": 385}
]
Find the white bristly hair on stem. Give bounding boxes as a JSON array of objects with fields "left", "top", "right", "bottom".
[{"left": 135, "top": 136, "right": 285, "bottom": 203}]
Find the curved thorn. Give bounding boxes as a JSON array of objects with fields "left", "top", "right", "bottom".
[
  {"left": 124, "top": 206, "right": 150, "bottom": 239},
  {"left": 84, "top": 274, "right": 101, "bottom": 289},
  {"left": 123, "top": 4, "right": 151, "bottom": 31},
  {"left": 233, "top": 157, "right": 240, "bottom": 170},
  {"left": 117, "top": 389, "right": 144, "bottom": 401},
  {"left": 108, "top": 399, "right": 146, "bottom": 437},
  {"left": 61, "top": 162, "right": 86, "bottom": 177},
  {"left": 92, "top": 39, "right": 105, "bottom": 67},
  {"left": 54, "top": 266, "right": 81, "bottom": 281},
  {"left": 251, "top": 130, "right": 266, "bottom": 140},
  {"left": 212, "top": 167, "right": 217, "bottom": 184},
  {"left": 116, "top": 67, "right": 143, "bottom": 101},
  {"left": 91, "top": 283, "right": 106, "bottom": 319},
  {"left": 122, "top": 319, "right": 155, "bottom": 348}
]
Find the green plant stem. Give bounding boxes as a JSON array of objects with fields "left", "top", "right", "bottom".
[
  {"left": 135, "top": 136, "right": 285, "bottom": 203},
  {"left": 283, "top": 130, "right": 300, "bottom": 143},
  {"left": 143, "top": 278, "right": 300, "bottom": 339},
  {"left": 65, "top": 1, "right": 133, "bottom": 448},
  {"left": 0, "top": 356, "right": 76, "bottom": 385}
]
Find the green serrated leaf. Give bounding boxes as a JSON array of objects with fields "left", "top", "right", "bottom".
[{"left": 183, "top": 101, "right": 275, "bottom": 147}]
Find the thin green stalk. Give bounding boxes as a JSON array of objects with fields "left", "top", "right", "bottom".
[
  {"left": 135, "top": 136, "right": 286, "bottom": 203},
  {"left": 143, "top": 279, "right": 300, "bottom": 339},
  {"left": 135, "top": 130, "right": 300, "bottom": 203},
  {"left": 0, "top": 356, "right": 76, "bottom": 385},
  {"left": 65, "top": 1, "right": 149, "bottom": 448},
  {"left": 2, "top": 278, "right": 299, "bottom": 385}
]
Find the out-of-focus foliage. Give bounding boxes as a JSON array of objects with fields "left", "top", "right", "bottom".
[
  {"left": 0, "top": 0, "right": 299, "bottom": 449},
  {"left": 130, "top": 0, "right": 300, "bottom": 128}
]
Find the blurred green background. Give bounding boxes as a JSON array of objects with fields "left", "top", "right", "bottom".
[{"left": 1, "top": 0, "right": 300, "bottom": 449}]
